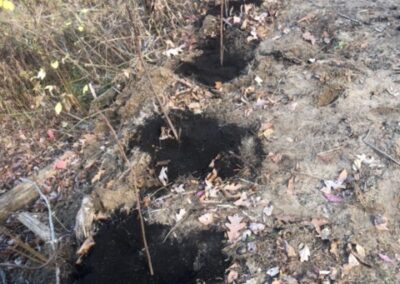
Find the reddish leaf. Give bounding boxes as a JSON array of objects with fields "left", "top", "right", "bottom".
[
  {"left": 198, "top": 213, "right": 214, "bottom": 225},
  {"left": 378, "top": 253, "right": 395, "bottom": 264},
  {"left": 54, "top": 159, "right": 67, "bottom": 170},
  {"left": 47, "top": 129, "right": 55, "bottom": 140},
  {"left": 323, "top": 193, "right": 343, "bottom": 203},
  {"left": 226, "top": 215, "right": 246, "bottom": 243},
  {"left": 302, "top": 31, "right": 316, "bottom": 45}
]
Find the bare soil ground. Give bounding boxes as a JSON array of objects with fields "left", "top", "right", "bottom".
[{"left": 1, "top": 0, "right": 400, "bottom": 283}]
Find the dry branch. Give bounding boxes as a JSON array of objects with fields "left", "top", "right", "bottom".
[
  {"left": 0, "top": 151, "right": 74, "bottom": 223},
  {"left": 126, "top": 1, "right": 180, "bottom": 143},
  {"left": 220, "top": 0, "right": 225, "bottom": 67},
  {"left": 89, "top": 73, "right": 154, "bottom": 275},
  {"left": 17, "top": 212, "right": 52, "bottom": 242}
]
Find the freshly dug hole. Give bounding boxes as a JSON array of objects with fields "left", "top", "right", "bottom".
[
  {"left": 75, "top": 212, "right": 227, "bottom": 284},
  {"left": 176, "top": 1, "right": 260, "bottom": 86},
  {"left": 176, "top": 29, "right": 257, "bottom": 86},
  {"left": 129, "top": 110, "right": 264, "bottom": 182}
]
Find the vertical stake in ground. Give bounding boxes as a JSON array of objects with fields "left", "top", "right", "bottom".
[
  {"left": 220, "top": 0, "right": 225, "bottom": 67},
  {"left": 126, "top": 1, "right": 180, "bottom": 143}
]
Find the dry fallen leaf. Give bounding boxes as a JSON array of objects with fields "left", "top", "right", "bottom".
[
  {"left": 263, "top": 204, "right": 274, "bottom": 217},
  {"left": 323, "top": 192, "right": 343, "bottom": 203},
  {"left": 233, "top": 16, "right": 241, "bottom": 24},
  {"left": 206, "top": 168, "right": 218, "bottom": 183},
  {"left": 299, "top": 244, "right": 310, "bottom": 262},
  {"left": 159, "top": 127, "right": 174, "bottom": 140},
  {"left": 267, "top": 266, "right": 280, "bottom": 277},
  {"left": 76, "top": 236, "right": 95, "bottom": 256},
  {"left": 198, "top": 213, "right": 214, "bottom": 225},
  {"left": 54, "top": 159, "right": 67, "bottom": 170},
  {"left": 158, "top": 166, "right": 168, "bottom": 186},
  {"left": 343, "top": 253, "right": 360, "bottom": 273},
  {"left": 224, "top": 183, "right": 244, "bottom": 192},
  {"left": 374, "top": 215, "right": 389, "bottom": 231},
  {"left": 91, "top": 169, "right": 105, "bottom": 183},
  {"left": 285, "top": 241, "right": 297, "bottom": 257},
  {"left": 249, "top": 223, "right": 265, "bottom": 235},
  {"left": 259, "top": 122, "right": 274, "bottom": 138},
  {"left": 302, "top": 31, "right": 316, "bottom": 45},
  {"left": 330, "top": 239, "right": 340, "bottom": 260},
  {"left": 287, "top": 177, "right": 295, "bottom": 195},
  {"left": 227, "top": 270, "right": 238, "bottom": 283},
  {"left": 268, "top": 152, "right": 282, "bottom": 163},
  {"left": 47, "top": 129, "right": 55, "bottom": 140},
  {"left": 355, "top": 244, "right": 366, "bottom": 258},
  {"left": 76, "top": 236, "right": 95, "bottom": 264},
  {"left": 234, "top": 192, "right": 251, "bottom": 207},
  {"left": 226, "top": 215, "right": 246, "bottom": 243},
  {"left": 337, "top": 169, "right": 348, "bottom": 185},
  {"left": 74, "top": 196, "right": 95, "bottom": 241},
  {"left": 226, "top": 262, "right": 240, "bottom": 283},
  {"left": 378, "top": 253, "right": 395, "bottom": 264},
  {"left": 163, "top": 44, "right": 185, "bottom": 57},
  {"left": 254, "top": 76, "right": 263, "bottom": 86},
  {"left": 311, "top": 218, "right": 329, "bottom": 235},
  {"left": 215, "top": 81, "right": 223, "bottom": 90},
  {"left": 176, "top": 208, "right": 186, "bottom": 222}
]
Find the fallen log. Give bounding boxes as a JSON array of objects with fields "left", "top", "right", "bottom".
[{"left": 0, "top": 151, "right": 74, "bottom": 223}]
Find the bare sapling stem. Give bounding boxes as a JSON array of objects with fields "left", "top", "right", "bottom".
[{"left": 220, "top": 0, "right": 224, "bottom": 67}]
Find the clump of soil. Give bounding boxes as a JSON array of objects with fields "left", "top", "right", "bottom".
[
  {"left": 75, "top": 212, "right": 228, "bottom": 284},
  {"left": 129, "top": 110, "right": 263, "bottom": 181}
]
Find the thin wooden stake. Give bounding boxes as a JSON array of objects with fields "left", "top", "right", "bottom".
[
  {"left": 89, "top": 87, "right": 154, "bottom": 276},
  {"left": 220, "top": 0, "right": 224, "bottom": 67},
  {"left": 126, "top": 2, "right": 180, "bottom": 143},
  {"left": 102, "top": 112, "right": 154, "bottom": 275}
]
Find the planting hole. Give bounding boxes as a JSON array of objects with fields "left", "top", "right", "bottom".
[
  {"left": 75, "top": 212, "right": 228, "bottom": 284},
  {"left": 129, "top": 110, "right": 263, "bottom": 182}
]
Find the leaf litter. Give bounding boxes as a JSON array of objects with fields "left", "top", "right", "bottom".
[{"left": 3, "top": 0, "right": 400, "bottom": 283}]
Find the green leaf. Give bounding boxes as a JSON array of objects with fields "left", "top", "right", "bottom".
[{"left": 55, "top": 102, "right": 62, "bottom": 115}]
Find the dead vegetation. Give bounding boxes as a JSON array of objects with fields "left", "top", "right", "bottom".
[
  {"left": 1, "top": 0, "right": 400, "bottom": 283},
  {"left": 0, "top": 0, "right": 193, "bottom": 114}
]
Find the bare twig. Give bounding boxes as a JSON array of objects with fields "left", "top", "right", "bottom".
[
  {"left": 126, "top": 2, "right": 179, "bottom": 142},
  {"left": 133, "top": 170, "right": 154, "bottom": 276},
  {"left": 162, "top": 210, "right": 191, "bottom": 243},
  {"left": 88, "top": 83, "right": 154, "bottom": 275},
  {"left": 338, "top": 13, "right": 363, "bottom": 25},
  {"left": 0, "top": 253, "right": 57, "bottom": 270},
  {"left": 220, "top": 0, "right": 224, "bottom": 67},
  {"left": 362, "top": 129, "right": 400, "bottom": 166},
  {"left": 0, "top": 226, "right": 48, "bottom": 264},
  {"left": 20, "top": 178, "right": 60, "bottom": 284}
]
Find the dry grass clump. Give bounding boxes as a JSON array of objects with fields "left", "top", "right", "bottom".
[{"left": 0, "top": 0, "right": 194, "bottom": 118}]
